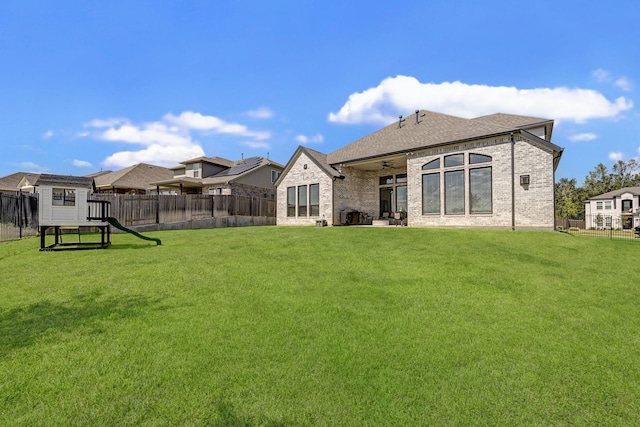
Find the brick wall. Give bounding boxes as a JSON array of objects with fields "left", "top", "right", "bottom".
[{"left": 276, "top": 152, "right": 334, "bottom": 225}]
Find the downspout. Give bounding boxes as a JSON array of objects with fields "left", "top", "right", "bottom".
[{"left": 510, "top": 132, "right": 515, "bottom": 231}]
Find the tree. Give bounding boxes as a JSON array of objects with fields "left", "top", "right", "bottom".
[
  {"left": 555, "top": 178, "right": 586, "bottom": 219},
  {"left": 611, "top": 159, "right": 640, "bottom": 189},
  {"left": 583, "top": 163, "right": 613, "bottom": 198}
]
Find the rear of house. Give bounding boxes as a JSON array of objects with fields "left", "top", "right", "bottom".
[{"left": 276, "top": 110, "right": 563, "bottom": 230}]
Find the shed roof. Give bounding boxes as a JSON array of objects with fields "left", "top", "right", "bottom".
[{"left": 34, "top": 174, "right": 94, "bottom": 188}]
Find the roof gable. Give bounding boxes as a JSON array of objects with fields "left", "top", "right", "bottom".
[{"left": 276, "top": 146, "right": 343, "bottom": 187}]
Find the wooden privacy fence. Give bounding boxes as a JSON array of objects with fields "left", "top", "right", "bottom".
[
  {"left": 90, "top": 194, "right": 276, "bottom": 227},
  {"left": 0, "top": 192, "right": 39, "bottom": 242}
]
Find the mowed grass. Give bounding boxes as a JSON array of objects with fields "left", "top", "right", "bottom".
[{"left": 1, "top": 226, "right": 639, "bottom": 426}]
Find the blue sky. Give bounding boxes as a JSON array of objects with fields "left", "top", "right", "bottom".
[{"left": 1, "top": 1, "right": 638, "bottom": 184}]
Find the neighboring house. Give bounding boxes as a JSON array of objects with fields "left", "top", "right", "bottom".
[
  {"left": 276, "top": 110, "right": 563, "bottom": 229},
  {"left": 584, "top": 187, "right": 640, "bottom": 229},
  {"left": 152, "top": 156, "right": 284, "bottom": 198},
  {"left": 0, "top": 172, "right": 41, "bottom": 192},
  {"left": 93, "top": 163, "right": 173, "bottom": 194}
]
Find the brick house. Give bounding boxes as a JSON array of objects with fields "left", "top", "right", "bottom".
[{"left": 276, "top": 110, "right": 563, "bottom": 229}]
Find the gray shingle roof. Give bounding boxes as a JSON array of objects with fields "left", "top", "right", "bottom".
[
  {"left": 34, "top": 174, "right": 94, "bottom": 188},
  {"left": 586, "top": 187, "right": 640, "bottom": 200},
  {"left": 0, "top": 172, "right": 41, "bottom": 191},
  {"left": 326, "top": 110, "right": 554, "bottom": 165},
  {"left": 94, "top": 163, "right": 173, "bottom": 190}
]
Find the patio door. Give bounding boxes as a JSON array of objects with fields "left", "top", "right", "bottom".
[{"left": 380, "top": 187, "right": 393, "bottom": 217}]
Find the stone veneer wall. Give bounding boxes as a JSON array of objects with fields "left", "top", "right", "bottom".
[
  {"left": 276, "top": 152, "right": 335, "bottom": 225},
  {"left": 406, "top": 135, "right": 555, "bottom": 229}
]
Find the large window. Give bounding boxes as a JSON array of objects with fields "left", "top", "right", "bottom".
[
  {"left": 445, "top": 170, "right": 464, "bottom": 214},
  {"left": 422, "top": 173, "right": 440, "bottom": 214},
  {"left": 298, "top": 185, "right": 308, "bottom": 217},
  {"left": 309, "top": 184, "right": 319, "bottom": 216},
  {"left": 470, "top": 167, "right": 492, "bottom": 214},
  {"left": 52, "top": 188, "right": 76, "bottom": 206},
  {"left": 287, "top": 187, "right": 295, "bottom": 217},
  {"left": 422, "top": 153, "right": 493, "bottom": 216}
]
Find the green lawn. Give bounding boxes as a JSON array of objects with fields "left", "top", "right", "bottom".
[{"left": 1, "top": 226, "right": 639, "bottom": 426}]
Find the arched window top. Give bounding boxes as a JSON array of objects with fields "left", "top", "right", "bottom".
[
  {"left": 470, "top": 153, "right": 492, "bottom": 164},
  {"left": 444, "top": 154, "right": 464, "bottom": 167},
  {"left": 422, "top": 158, "right": 440, "bottom": 170}
]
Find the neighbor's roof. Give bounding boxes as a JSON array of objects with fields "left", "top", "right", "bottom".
[
  {"left": 0, "top": 172, "right": 41, "bottom": 191},
  {"left": 586, "top": 187, "right": 640, "bottom": 201},
  {"left": 34, "top": 174, "right": 94, "bottom": 188},
  {"left": 202, "top": 157, "right": 284, "bottom": 185},
  {"left": 176, "top": 156, "right": 235, "bottom": 168},
  {"left": 327, "top": 110, "right": 555, "bottom": 165},
  {"left": 94, "top": 163, "right": 173, "bottom": 190}
]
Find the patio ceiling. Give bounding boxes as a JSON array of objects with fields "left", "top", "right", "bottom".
[{"left": 339, "top": 153, "right": 407, "bottom": 171}]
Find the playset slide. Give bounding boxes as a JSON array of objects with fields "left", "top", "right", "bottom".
[{"left": 107, "top": 217, "right": 162, "bottom": 245}]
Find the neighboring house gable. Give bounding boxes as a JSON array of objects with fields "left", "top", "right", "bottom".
[
  {"left": 0, "top": 172, "right": 41, "bottom": 192},
  {"left": 277, "top": 110, "right": 563, "bottom": 229}
]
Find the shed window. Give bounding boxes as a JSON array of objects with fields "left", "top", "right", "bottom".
[{"left": 52, "top": 188, "right": 76, "bottom": 206}]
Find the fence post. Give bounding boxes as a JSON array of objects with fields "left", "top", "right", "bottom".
[
  {"left": 156, "top": 194, "right": 160, "bottom": 224},
  {"left": 18, "top": 191, "right": 23, "bottom": 239}
]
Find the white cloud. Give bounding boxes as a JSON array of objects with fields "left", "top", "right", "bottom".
[
  {"left": 295, "top": 133, "right": 324, "bottom": 144},
  {"left": 85, "top": 118, "right": 129, "bottom": 128},
  {"left": 328, "top": 75, "right": 634, "bottom": 125},
  {"left": 246, "top": 107, "right": 274, "bottom": 119},
  {"left": 72, "top": 159, "right": 94, "bottom": 169},
  {"left": 82, "top": 111, "right": 270, "bottom": 168},
  {"left": 18, "top": 162, "right": 49, "bottom": 173},
  {"left": 103, "top": 145, "right": 205, "bottom": 168},
  {"left": 240, "top": 141, "right": 271, "bottom": 150},
  {"left": 164, "top": 111, "right": 270, "bottom": 140},
  {"left": 609, "top": 152, "right": 624, "bottom": 162},
  {"left": 569, "top": 133, "right": 598, "bottom": 142},
  {"left": 593, "top": 69, "right": 610, "bottom": 82},
  {"left": 615, "top": 77, "right": 633, "bottom": 92},
  {"left": 42, "top": 130, "right": 53, "bottom": 139}
]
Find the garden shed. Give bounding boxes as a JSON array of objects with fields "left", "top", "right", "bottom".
[{"left": 35, "top": 174, "right": 111, "bottom": 250}]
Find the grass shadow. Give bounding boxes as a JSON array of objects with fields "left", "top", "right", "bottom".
[{"left": 0, "top": 292, "right": 165, "bottom": 356}]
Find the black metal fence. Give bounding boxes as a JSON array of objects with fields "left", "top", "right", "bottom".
[
  {"left": 0, "top": 192, "right": 39, "bottom": 242},
  {"left": 557, "top": 215, "right": 640, "bottom": 241}
]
